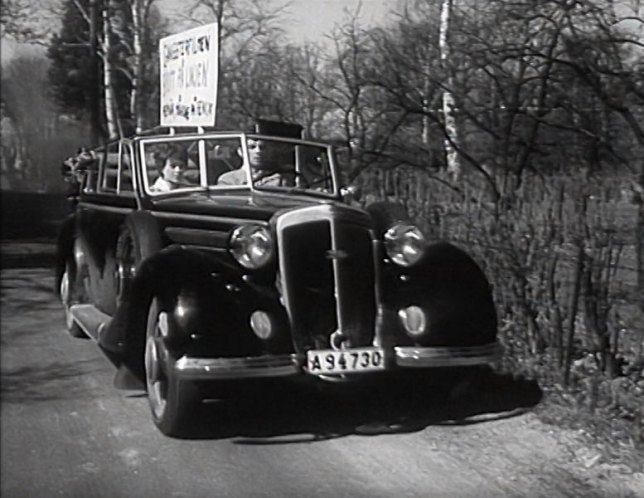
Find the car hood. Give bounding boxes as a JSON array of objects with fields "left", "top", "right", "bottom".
[{"left": 148, "top": 189, "right": 348, "bottom": 223}]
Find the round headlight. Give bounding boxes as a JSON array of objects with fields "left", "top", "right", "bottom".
[
  {"left": 229, "top": 224, "right": 274, "bottom": 269},
  {"left": 383, "top": 224, "right": 425, "bottom": 267}
]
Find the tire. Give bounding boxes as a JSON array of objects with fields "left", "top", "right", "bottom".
[
  {"left": 60, "top": 262, "right": 88, "bottom": 339},
  {"left": 144, "top": 297, "right": 201, "bottom": 437}
]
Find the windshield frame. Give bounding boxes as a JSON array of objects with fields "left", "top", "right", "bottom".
[{"left": 138, "top": 132, "right": 340, "bottom": 198}]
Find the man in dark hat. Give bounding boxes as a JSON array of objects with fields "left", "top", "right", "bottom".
[
  {"left": 150, "top": 148, "right": 189, "bottom": 192},
  {"left": 218, "top": 138, "right": 295, "bottom": 186}
]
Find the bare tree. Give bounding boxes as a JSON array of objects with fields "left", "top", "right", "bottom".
[
  {"left": 1, "top": 0, "right": 62, "bottom": 44},
  {"left": 439, "top": 0, "right": 461, "bottom": 181}
]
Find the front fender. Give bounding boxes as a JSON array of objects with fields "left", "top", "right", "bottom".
[
  {"left": 101, "top": 246, "right": 291, "bottom": 371},
  {"left": 379, "top": 241, "right": 497, "bottom": 347}
]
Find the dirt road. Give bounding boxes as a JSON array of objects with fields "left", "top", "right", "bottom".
[{"left": 1, "top": 244, "right": 642, "bottom": 497}]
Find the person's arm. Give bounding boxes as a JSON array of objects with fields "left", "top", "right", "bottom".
[{"left": 217, "top": 169, "right": 246, "bottom": 185}]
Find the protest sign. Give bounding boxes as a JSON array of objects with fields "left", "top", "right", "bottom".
[{"left": 159, "top": 23, "right": 219, "bottom": 127}]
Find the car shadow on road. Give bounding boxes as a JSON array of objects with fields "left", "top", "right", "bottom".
[
  {"left": 181, "top": 368, "right": 543, "bottom": 441},
  {"left": 1, "top": 360, "right": 105, "bottom": 403}
]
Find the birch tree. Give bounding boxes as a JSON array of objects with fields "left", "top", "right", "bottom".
[{"left": 439, "top": 0, "right": 461, "bottom": 182}]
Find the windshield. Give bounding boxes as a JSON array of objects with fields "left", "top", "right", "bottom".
[{"left": 140, "top": 134, "right": 337, "bottom": 196}]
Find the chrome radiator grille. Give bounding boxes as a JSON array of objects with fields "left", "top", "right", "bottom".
[{"left": 276, "top": 205, "right": 376, "bottom": 350}]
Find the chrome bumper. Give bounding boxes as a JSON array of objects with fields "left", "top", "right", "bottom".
[
  {"left": 174, "top": 354, "right": 301, "bottom": 380},
  {"left": 394, "top": 342, "right": 502, "bottom": 368},
  {"left": 173, "top": 342, "right": 501, "bottom": 381}
]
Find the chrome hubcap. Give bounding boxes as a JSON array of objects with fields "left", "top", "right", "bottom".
[
  {"left": 60, "top": 270, "right": 75, "bottom": 330},
  {"left": 145, "top": 310, "right": 170, "bottom": 419}
]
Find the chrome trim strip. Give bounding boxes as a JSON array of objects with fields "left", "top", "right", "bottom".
[
  {"left": 173, "top": 354, "right": 300, "bottom": 380},
  {"left": 77, "top": 202, "right": 134, "bottom": 215},
  {"left": 151, "top": 211, "right": 269, "bottom": 226},
  {"left": 136, "top": 132, "right": 331, "bottom": 149},
  {"left": 275, "top": 204, "right": 370, "bottom": 227},
  {"left": 329, "top": 210, "right": 344, "bottom": 340},
  {"left": 394, "top": 342, "right": 502, "bottom": 368},
  {"left": 168, "top": 244, "right": 227, "bottom": 253}
]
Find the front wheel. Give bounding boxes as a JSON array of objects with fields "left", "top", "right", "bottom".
[{"left": 145, "top": 298, "right": 200, "bottom": 437}]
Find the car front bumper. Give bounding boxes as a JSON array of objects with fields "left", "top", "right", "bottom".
[
  {"left": 394, "top": 342, "right": 502, "bottom": 368},
  {"left": 173, "top": 341, "right": 501, "bottom": 381},
  {"left": 174, "top": 354, "right": 301, "bottom": 380}
]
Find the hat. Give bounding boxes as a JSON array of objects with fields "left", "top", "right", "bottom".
[{"left": 253, "top": 119, "right": 303, "bottom": 138}]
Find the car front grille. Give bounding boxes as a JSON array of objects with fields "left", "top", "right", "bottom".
[{"left": 275, "top": 205, "right": 376, "bottom": 351}]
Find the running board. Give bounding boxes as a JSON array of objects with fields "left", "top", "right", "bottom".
[{"left": 69, "top": 304, "right": 111, "bottom": 342}]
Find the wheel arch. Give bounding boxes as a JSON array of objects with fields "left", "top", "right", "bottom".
[{"left": 108, "top": 247, "right": 251, "bottom": 376}]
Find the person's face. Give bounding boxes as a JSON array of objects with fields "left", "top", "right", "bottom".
[
  {"left": 162, "top": 158, "right": 186, "bottom": 184},
  {"left": 247, "top": 139, "right": 273, "bottom": 171}
]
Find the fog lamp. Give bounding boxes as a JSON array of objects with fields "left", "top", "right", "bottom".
[
  {"left": 398, "top": 306, "right": 427, "bottom": 336},
  {"left": 250, "top": 311, "right": 274, "bottom": 340}
]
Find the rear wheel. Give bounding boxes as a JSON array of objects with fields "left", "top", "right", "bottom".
[{"left": 145, "top": 298, "right": 200, "bottom": 437}]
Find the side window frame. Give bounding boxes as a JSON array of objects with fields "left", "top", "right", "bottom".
[
  {"left": 97, "top": 141, "right": 120, "bottom": 194},
  {"left": 117, "top": 140, "right": 135, "bottom": 196},
  {"left": 81, "top": 149, "right": 100, "bottom": 193}
]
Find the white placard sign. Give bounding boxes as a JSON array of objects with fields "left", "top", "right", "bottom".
[{"left": 160, "top": 23, "right": 219, "bottom": 127}]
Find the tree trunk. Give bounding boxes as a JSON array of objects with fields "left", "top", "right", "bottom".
[
  {"left": 439, "top": 0, "right": 461, "bottom": 182},
  {"left": 130, "top": 0, "right": 144, "bottom": 133},
  {"left": 102, "top": 4, "right": 120, "bottom": 139},
  {"left": 89, "top": 0, "right": 101, "bottom": 145}
]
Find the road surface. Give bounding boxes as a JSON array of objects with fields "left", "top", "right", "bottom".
[{"left": 1, "top": 243, "right": 642, "bottom": 497}]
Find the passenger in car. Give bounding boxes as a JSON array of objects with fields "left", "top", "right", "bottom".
[
  {"left": 217, "top": 138, "right": 293, "bottom": 186},
  {"left": 150, "top": 148, "right": 190, "bottom": 192}
]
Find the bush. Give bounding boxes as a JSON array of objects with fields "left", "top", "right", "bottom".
[{"left": 361, "top": 167, "right": 644, "bottom": 448}]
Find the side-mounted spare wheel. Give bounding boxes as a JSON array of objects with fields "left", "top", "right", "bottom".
[
  {"left": 115, "top": 212, "right": 164, "bottom": 306},
  {"left": 145, "top": 297, "right": 201, "bottom": 437}
]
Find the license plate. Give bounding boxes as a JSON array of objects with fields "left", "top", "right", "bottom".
[{"left": 306, "top": 347, "right": 385, "bottom": 375}]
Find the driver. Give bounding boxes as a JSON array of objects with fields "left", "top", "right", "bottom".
[{"left": 218, "top": 138, "right": 293, "bottom": 186}]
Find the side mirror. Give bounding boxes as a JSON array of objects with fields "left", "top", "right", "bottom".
[{"left": 340, "top": 184, "right": 362, "bottom": 203}]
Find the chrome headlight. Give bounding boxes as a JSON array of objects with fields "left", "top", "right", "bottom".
[
  {"left": 229, "top": 224, "right": 274, "bottom": 269},
  {"left": 383, "top": 224, "right": 425, "bottom": 267}
]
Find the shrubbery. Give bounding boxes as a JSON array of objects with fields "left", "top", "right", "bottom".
[{"left": 362, "top": 167, "right": 644, "bottom": 449}]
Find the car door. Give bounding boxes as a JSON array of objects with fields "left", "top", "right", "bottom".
[{"left": 76, "top": 140, "right": 137, "bottom": 316}]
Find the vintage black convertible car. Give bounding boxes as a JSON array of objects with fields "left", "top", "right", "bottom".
[{"left": 56, "top": 120, "right": 500, "bottom": 436}]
